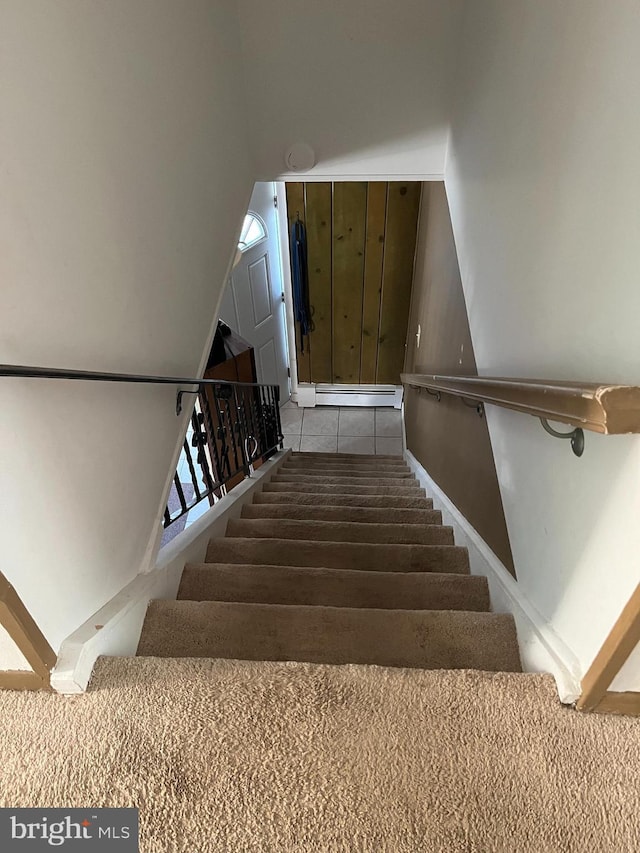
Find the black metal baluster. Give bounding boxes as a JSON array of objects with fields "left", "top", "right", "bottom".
[
  {"left": 246, "top": 385, "right": 260, "bottom": 462},
  {"left": 267, "top": 385, "right": 275, "bottom": 452},
  {"left": 219, "top": 384, "right": 242, "bottom": 482},
  {"left": 184, "top": 434, "right": 202, "bottom": 503},
  {"left": 199, "top": 386, "right": 224, "bottom": 492},
  {"left": 189, "top": 406, "right": 215, "bottom": 500},
  {"left": 274, "top": 385, "right": 284, "bottom": 449},
  {"left": 263, "top": 385, "right": 275, "bottom": 455},
  {"left": 233, "top": 385, "right": 250, "bottom": 476},
  {"left": 213, "top": 384, "right": 233, "bottom": 483},
  {"left": 229, "top": 389, "right": 244, "bottom": 478},
  {"left": 173, "top": 472, "right": 188, "bottom": 518}
]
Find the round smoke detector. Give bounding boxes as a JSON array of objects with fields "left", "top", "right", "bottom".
[{"left": 284, "top": 143, "right": 315, "bottom": 172}]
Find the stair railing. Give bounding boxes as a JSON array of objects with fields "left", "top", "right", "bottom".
[
  {"left": 401, "top": 373, "right": 640, "bottom": 457},
  {"left": 0, "top": 363, "right": 284, "bottom": 531},
  {"left": 167, "top": 377, "right": 283, "bottom": 529}
]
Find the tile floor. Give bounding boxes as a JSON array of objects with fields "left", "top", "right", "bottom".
[{"left": 279, "top": 401, "right": 403, "bottom": 455}]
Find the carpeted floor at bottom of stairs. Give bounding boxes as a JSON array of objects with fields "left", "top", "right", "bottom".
[{"left": 0, "top": 657, "right": 639, "bottom": 852}]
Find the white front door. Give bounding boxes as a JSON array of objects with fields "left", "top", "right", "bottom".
[{"left": 218, "top": 182, "right": 290, "bottom": 403}]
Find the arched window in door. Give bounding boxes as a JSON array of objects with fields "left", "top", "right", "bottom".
[{"left": 238, "top": 213, "right": 267, "bottom": 252}]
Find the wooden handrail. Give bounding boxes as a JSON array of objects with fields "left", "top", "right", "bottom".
[{"left": 401, "top": 374, "right": 640, "bottom": 435}]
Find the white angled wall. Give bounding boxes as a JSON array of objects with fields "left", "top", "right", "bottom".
[
  {"left": 446, "top": 0, "right": 640, "bottom": 688},
  {"left": 237, "top": 0, "right": 463, "bottom": 180},
  {"left": 0, "top": 626, "right": 31, "bottom": 672},
  {"left": 0, "top": 0, "right": 255, "bottom": 655}
]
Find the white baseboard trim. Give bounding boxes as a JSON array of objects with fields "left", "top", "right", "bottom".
[
  {"left": 51, "top": 449, "right": 292, "bottom": 694},
  {"left": 404, "top": 449, "right": 582, "bottom": 703}
]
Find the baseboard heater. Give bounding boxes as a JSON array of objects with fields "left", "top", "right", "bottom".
[{"left": 295, "top": 384, "right": 403, "bottom": 409}]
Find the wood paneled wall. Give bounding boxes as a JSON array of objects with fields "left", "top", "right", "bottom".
[
  {"left": 404, "top": 182, "right": 515, "bottom": 576},
  {"left": 285, "top": 182, "right": 421, "bottom": 385}
]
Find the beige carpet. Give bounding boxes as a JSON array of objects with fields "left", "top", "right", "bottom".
[{"left": 1, "top": 658, "right": 639, "bottom": 852}]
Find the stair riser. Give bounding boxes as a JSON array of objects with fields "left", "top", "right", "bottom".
[
  {"left": 272, "top": 475, "right": 420, "bottom": 488},
  {"left": 254, "top": 493, "right": 433, "bottom": 509},
  {"left": 242, "top": 504, "right": 443, "bottom": 525},
  {"left": 178, "top": 565, "right": 490, "bottom": 611},
  {"left": 263, "top": 483, "right": 424, "bottom": 497},
  {"left": 292, "top": 452, "right": 403, "bottom": 461},
  {"left": 279, "top": 466, "right": 413, "bottom": 479},
  {"left": 137, "top": 601, "right": 521, "bottom": 672},
  {"left": 206, "top": 538, "right": 470, "bottom": 574},
  {"left": 226, "top": 518, "right": 455, "bottom": 546}
]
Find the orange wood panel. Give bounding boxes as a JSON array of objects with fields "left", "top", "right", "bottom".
[
  {"left": 332, "top": 182, "right": 367, "bottom": 383},
  {"left": 304, "top": 183, "right": 332, "bottom": 382},
  {"left": 377, "top": 182, "right": 421, "bottom": 383},
  {"left": 360, "top": 182, "right": 387, "bottom": 383}
]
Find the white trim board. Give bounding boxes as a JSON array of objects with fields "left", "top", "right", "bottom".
[
  {"left": 275, "top": 181, "right": 299, "bottom": 398},
  {"left": 52, "top": 449, "right": 292, "bottom": 694},
  {"left": 404, "top": 449, "right": 582, "bottom": 704}
]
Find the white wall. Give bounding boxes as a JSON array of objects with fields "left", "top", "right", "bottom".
[
  {"left": 446, "top": 0, "right": 640, "bottom": 689},
  {"left": 0, "top": 626, "right": 31, "bottom": 672},
  {"left": 52, "top": 449, "right": 291, "bottom": 694},
  {"left": 0, "top": 0, "right": 254, "bottom": 655},
  {"left": 237, "top": 0, "right": 463, "bottom": 180}
]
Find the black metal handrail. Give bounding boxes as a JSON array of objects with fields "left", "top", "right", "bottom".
[
  {"left": 2, "top": 363, "right": 285, "bottom": 534},
  {"left": 1, "top": 362, "right": 272, "bottom": 395}
]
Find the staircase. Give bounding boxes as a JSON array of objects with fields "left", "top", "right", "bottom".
[{"left": 138, "top": 452, "right": 521, "bottom": 673}]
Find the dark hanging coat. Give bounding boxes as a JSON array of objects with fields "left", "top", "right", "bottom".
[{"left": 290, "top": 218, "right": 311, "bottom": 350}]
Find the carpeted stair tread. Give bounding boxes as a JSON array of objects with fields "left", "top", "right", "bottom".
[
  {"left": 263, "top": 482, "right": 425, "bottom": 497},
  {"left": 243, "top": 503, "right": 443, "bottom": 525},
  {"left": 137, "top": 600, "right": 521, "bottom": 672},
  {"left": 205, "top": 538, "right": 470, "bottom": 573},
  {"left": 253, "top": 492, "right": 434, "bottom": 509},
  {"left": 271, "top": 474, "right": 421, "bottom": 488},
  {"left": 292, "top": 451, "right": 403, "bottom": 461},
  {"left": 279, "top": 465, "right": 413, "bottom": 479},
  {"left": 178, "top": 564, "right": 490, "bottom": 610},
  {"left": 226, "top": 517, "right": 455, "bottom": 546}
]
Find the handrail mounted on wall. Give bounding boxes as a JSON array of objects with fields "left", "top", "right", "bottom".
[{"left": 402, "top": 373, "right": 640, "bottom": 456}]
